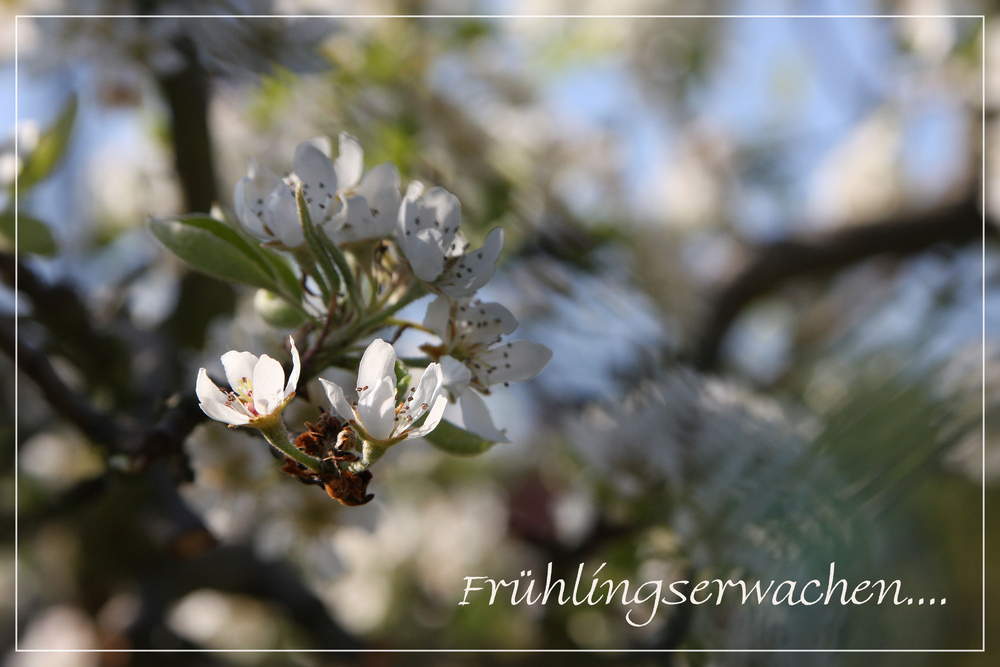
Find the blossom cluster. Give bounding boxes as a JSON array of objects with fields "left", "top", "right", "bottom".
[{"left": 191, "top": 133, "right": 551, "bottom": 500}]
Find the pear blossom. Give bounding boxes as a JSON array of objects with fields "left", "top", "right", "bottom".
[
  {"left": 319, "top": 339, "right": 447, "bottom": 446},
  {"left": 196, "top": 337, "right": 301, "bottom": 426},
  {"left": 234, "top": 133, "right": 401, "bottom": 249},
  {"left": 233, "top": 159, "right": 303, "bottom": 248},
  {"left": 422, "top": 296, "right": 552, "bottom": 442},
  {"left": 396, "top": 182, "right": 504, "bottom": 297},
  {"left": 293, "top": 133, "right": 402, "bottom": 244}
]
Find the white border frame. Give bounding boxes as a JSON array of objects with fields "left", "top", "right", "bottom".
[{"left": 11, "top": 11, "right": 988, "bottom": 655}]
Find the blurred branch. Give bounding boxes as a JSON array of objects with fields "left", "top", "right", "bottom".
[
  {"left": 691, "top": 196, "right": 990, "bottom": 371},
  {"left": 0, "top": 318, "right": 120, "bottom": 446},
  {"left": 157, "top": 34, "right": 218, "bottom": 212}
]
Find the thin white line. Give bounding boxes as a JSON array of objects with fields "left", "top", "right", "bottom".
[
  {"left": 8, "top": 12, "right": 987, "bottom": 655},
  {"left": 981, "top": 14, "right": 987, "bottom": 655},
  {"left": 8, "top": 649, "right": 991, "bottom": 653},
  {"left": 13, "top": 13, "right": 19, "bottom": 654},
  {"left": 12, "top": 14, "right": 990, "bottom": 19}
]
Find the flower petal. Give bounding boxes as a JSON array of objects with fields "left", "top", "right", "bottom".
[
  {"left": 221, "top": 351, "right": 259, "bottom": 392},
  {"left": 405, "top": 363, "right": 444, "bottom": 426},
  {"left": 406, "top": 394, "right": 448, "bottom": 439},
  {"left": 475, "top": 340, "right": 553, "bottom": 385},
  {"left": 252, "top": 354, "right": 286, "bottom": 415},
  {"left": 235, "top": 160, "right": 286, "bottom": 241},
  {"left": 451, "top": 300, "right": 518, "bottom": 347},
  {"left": 196, "top": 367, "right": 226, "bottom": 405},
  {"left": 437, "top": 227, "right": 505, "bottom": 297},
  {"left": 320, "top": 378, "right": 355, "bottom": 422},
  {"left": 265, "top": 180, "right": 304, "bottom": 248},
  {"left": 293, "top": 138, "right": 337, "bottom": 225},
  {"left": 334, "top": 132, "right": 364, "bottom": 189},
  {"left": 406, "top": 228, "right": 447, "bottom": 282},
  {"left": 420, "top": 187, "right": 461, "bottom": 245},
  {"left": 356, "top": 376, "right": 396, "bottom": 441},
  {"left": 355, "top": 162, "right": 401, "bottom": 238},
  {"left": 197, "top": 368, "right": 250, "bottom": 426},
  {"left": 422, "top": 296, "right": 451, "bottom": 340},
  {"left": 233, "top": 174, "right": 268, "bottom": 240},
  {"left": 326, "top": 193, "right": 370, "bottom": 244},
  {"left": 284, "top": 336, "right": 300, "bottom": 397},
  {"left": 357, "top": 338, "right": 397, "bottom": 391},
  {"left": 397, "top": 184, "right": 460, "bottom": 282},
  {"left": 459, "top": 387, "right": 509, "bottom": 443},
  {"left": 439, "top": 355, "right": 472, "bottom": 396}
]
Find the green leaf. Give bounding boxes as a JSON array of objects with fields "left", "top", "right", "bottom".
[
  {"left": 149, "top": 215, "right": 279, "bottom": 290},
  {"left": 0, "top": 210, "right": 57, "bottom": 255},
  {"left": 422, "top": 419, "right": 496, "bottom": 456},
  {"left": 216, "top": 206, "right": 303, "bottom": 301},
  {"left": 17, "top": 95, "right": 77, "bottom": 192}
]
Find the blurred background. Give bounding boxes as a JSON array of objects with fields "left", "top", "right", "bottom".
[{"left": 1, "top": 1, "right": 997, "bottom": 663}]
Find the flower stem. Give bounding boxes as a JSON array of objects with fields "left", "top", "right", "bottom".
[
  {"left": 348, "top": 440, "right": 388, "bottom": 473},
  {"left": 255, "top": 416, "right": 324, "bottom": 472}
]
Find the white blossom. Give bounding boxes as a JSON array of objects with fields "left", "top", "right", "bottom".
[
  {"left": 423, "top": 296, "right": 552, "bottom": 442},
  {"left": 233, "top": 159, "right": 303, "bottom": 248},
  {"left": 396, "top": 182, "right": 504, "bottom": 297},
  {"left": 320, "top": 339, "right": 447, "bottom": 445},
  {"left": 234, "top": 133, "right": 401, "bottom": 249},
  {"left": 293, "top": 133, "right": 402, "bottom": 244},
  {"left": 196, "top": 337, "right": 301, "bottom": 426}
]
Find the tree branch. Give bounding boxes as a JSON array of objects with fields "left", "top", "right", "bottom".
[
  {"left": 157, "top": 34, "right": 218, "bottom": 213},
  {"left": 690, "top": 197, "right": 989, "bottom": 371}
]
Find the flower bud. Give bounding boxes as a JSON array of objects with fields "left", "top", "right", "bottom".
[{"left": 254, "top": 289, "right": 307, "bottom": 328}]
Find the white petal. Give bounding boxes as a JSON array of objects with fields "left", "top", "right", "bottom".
[
  {"left": 265, "top": 181, "right": 304, "bottom": 248},
  {"left": 439, "top": 355, "right": 472, "bottom": 395},
  {"left": 357, "top": 339, "right": 397, "bottom": 390},
  {"left": 397, "top": 185, "right": 459, "bottom": 282},
  {"left": 334, "top": 132, "right": 364, "bottom": 189},
  {"left": 328, "top": 163, "right": 399, "bottom": 244},
  {"left": 405, "top": 228, "right": 447, "bottom": 282},
  {"left": 356, "top": 162, "right": 401, "bottom": 238},
  {"left": 233, "top": 175, "right": 268, "bottom": 239},
  {"left": 396, "top": 181, "right": 422, "bottom": 243},
  {"left": 420, "top": 187, "right": 461, "bottom": 245},
  {"left": 196, "top": 367, "right": 226, "bottom": 405},
  {"left": 252, "top": 354, "right": 286, "bottom": 415},
  {"left": 422, "top": 296, "right": 451, "bottom": 340},
  {"left": 293, "top": 138, "right": 337, "bottom": 225},
  {"left": 199, "top": 398, "right": 251, "bottom": 426},
  {"left": 459, "top": 387, "right": 509, "bottom": 443},
  {"left": 326, "top": 193, "right": 366, "bottom": 244},
  {"left": 284, "top": 336, "right": 300, "bottom": 397},
  {"left": 451, "top": 300, "right": 518, "bottom": 346},
  {"left": 476, "top": 340, "right": 553, "bottom": 385},
  {"left": 437, "top": 227, "right": 505, "bottom": 297},
  {"left": 197, "top": 368, "right": 250, "bottom": 426},
  {"left": 221, "top": 351, "right": 259, "bottom": 392},
  {"left": 444, "top": 229, "right": 469, "bottom": 259},
  {"left": 406, "top": 394, "right": 448, "bottom": 439},
  {"left": 320, "top": 378, "right": 355, "bottom": 422},
  {"left": 403, "top": 180, "right": 425, "bottom": 201},
  {"left": 356, "top": 376, "right": 396, "bottom": 441},
  {"left": 406, "top": 363, "right": 444, "bottom": 425},
  {"left": 236, "top": 161, "right": 284, "bottom": 241}
]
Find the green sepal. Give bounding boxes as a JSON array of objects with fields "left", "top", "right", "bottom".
[{"left": 395, "top": 359, "right": 412, "bottom": 396}]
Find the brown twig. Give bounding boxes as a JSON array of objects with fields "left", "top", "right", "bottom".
[{"left": 690, "top": 197, "right": 989, "bottom": 371}]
